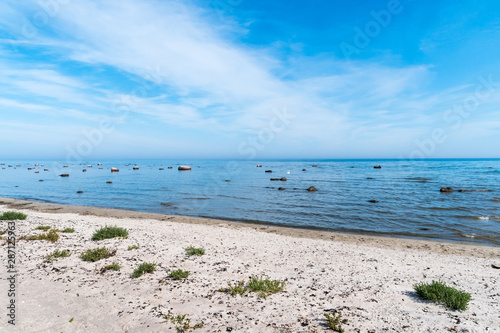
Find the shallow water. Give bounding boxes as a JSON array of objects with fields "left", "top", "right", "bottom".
[{"left": 1, "top": 159, "right": 499, "bottom": 246}]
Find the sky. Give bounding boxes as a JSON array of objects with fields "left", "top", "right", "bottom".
[{"left": 0, "top": 0, "right": 499, "bottom": 160}]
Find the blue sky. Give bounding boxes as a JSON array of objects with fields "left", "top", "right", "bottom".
[{"left": 0, "top": 0, "right": 499, "bottom": 160}]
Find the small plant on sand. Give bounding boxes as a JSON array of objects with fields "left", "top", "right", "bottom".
[
  {"left": 163, "top": 312, "right": 204, "bottom": 332},
  {"left": 128, "top": 245, "right": 139, "bottom": 250},
  {"left": 0, "top": 229, "right": 7, "bottom": 235},
  {"left": 219, "top": 276, "right": 286, "bottom": 298},
  {"left": 100, "top": 262, "right": 122, "bottom": 273},
  {"left": 27, "top": 229, "right": 59, "bottom": 242},
  {"left": 325, "top": 311, "right": 348, "bottom": 333},
  {"left": 219, "top": 280, "right": 247, "bottom": 296},
  {"left": 91, "top": 225, "right": 128, "bottom": 241},
  {"left": 185, "top": 246, "right": 205, "bottom": 256},
  {"left": 169, "top": 269, "right": 190, "bottom": 280},
  {"left": 414, "top": 280, "right": 472, "bottom": 311},
  {"left": 46, "top": 249, "right": 71, "bottom": 261},
  {"left": 61, "top": 228, "right": 75, "bottom": 233},
  {"left": 247, "top": 276, "right": 286, "bottom": 297},
  {"left": 35, "top": 226, "right": 51, "bottom": 231},
  {"left": 131, "top": 262, "right": 156, "bottom": 278},
  {"left": 80, "top": 247, "right": 116, "bottom": 262},
  {"left": 0, "top": 211, "right": 27, "bottom": 220}
]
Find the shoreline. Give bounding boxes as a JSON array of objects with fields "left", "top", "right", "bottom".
[{"left": 1, "top": 196, "right": 499, "bottom": 258}]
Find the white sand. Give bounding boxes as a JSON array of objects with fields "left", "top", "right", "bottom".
[{"left": 0, "top": 200, "right": 499, "bottom": 332}]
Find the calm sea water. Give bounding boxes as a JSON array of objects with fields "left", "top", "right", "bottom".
[{"left": 1, "top": 159, "right": 499, "bottom": 246}]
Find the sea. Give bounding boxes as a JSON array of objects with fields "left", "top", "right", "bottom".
[{"left": 1, "top": 159, "right": 499, "bottom": 246}]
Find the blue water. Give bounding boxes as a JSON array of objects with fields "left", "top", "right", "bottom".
[{"left": 1, "top": 159, "right": 500, "bottom": 246}]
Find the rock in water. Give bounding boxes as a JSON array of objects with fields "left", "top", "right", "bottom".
[
  {"left": 307, "top": 186, "right": 317, "bottom": 192},
  {"left": 440, "top": 187, "right": 454, "bottom": 192},
  {"left": 111, "top": 168, "right": 119, "bottom": 172},
  {"left": 374, "top": 165, "right": 382, "bottom": 169},
  {"left": 178, "top": 165, "right": 192, "bottom": 171},
  {"left": 59, "top": 174, "right": 69, "bottom": 177}
]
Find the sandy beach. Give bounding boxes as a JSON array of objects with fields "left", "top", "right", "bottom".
[{"left": 1, "top": 197, "right": 499, "bottom": 332}]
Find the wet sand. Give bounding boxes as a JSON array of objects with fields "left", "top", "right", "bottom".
[{"left": 0, "top": 197, "right": 499, "bottom": 332}]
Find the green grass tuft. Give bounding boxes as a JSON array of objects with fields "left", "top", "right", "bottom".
[
  {"left": 169, "top": 269, "right": 190, "bottom": 280},
  {"left": 27, "top": 229, "right": 59, "bottom": 242},
  {"left": 414, "top": 280, "right": 472, "bottom": 311},
  {"left": 247, "top": 275, "right": 286, "bottom": 297},
  {"left": 185, "top": 246, "right": 205, "bottom": 256},
  {"left": 91, "top": 225, "right": 128, "bottom": 241},
  {"left": 220, "top": 276, "right": 286, "bottom": 298},
  {"left": 163, "top": 312, "right": 204, "bottom": 332},
  {"left": 61, "top": 228, "right": 75, "bottom": 233},
  {"left": 131, "top": 262, "right": 156, "bottom": 278},
  {"left": 35, "top": 226, "right": 51, "bottom": 231},
  {"left": 0, "top": 211, "right": 27, "bottom": 220},
  {"left": 46, "top": 249, "right": 71, "bottom": 261},
  {"left": 128, "top": 245, "right": 139, "bottom": 250},
  {"left": 80, "top": 247, "right": 116, "bottom": 262},
  {"left": 325, "top": 312, "right": 348, "bottom": 332},
  {"left": 219, "top": 281, "right": 247, "bottom": 296},
  {"left": 102, "top": 263, "right": 121, "bottom": 272}
]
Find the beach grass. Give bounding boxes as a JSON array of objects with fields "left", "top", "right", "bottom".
[
  {"left": 27, "top": 229, "right": 59, "bottom": 242},
  {"left": 0, "top": 211, "right": 27, "bottom": 220},
  {"left": 61, "top": 228, "right": 75, "bottom": 233},
  {"left": 46, "top": 249, "right": 71, "bottom": 261},
  {"left": 324, "top": 312, "right": 348, "bottom": 333},
  {"left": 92, "top": 225, "right": 128, "bottom": 241},
  {"left": 35, "top": 225, "right": 51, "bottom": 231},
  {"left": 163, "top": 312, "right": 204, "bottom": 331},
  {"left": 169, "top": 269, "right": 190, "bottom": 280},
  {"left": 131, "top": 262, "right": 156, "bottom": 278},
  {"left": 414, "top": 280, "right": 472, "bottom": 311},
  {"left": 80, "top": 247, "right": 116, "bottom": 262},
  {"left": 220, "top": 276, "right": 286, "bottom": 298},
  {"left": 103, "top": 263, "right": 121, "bottom": 271},
  {"left": 247, "top": 275, "right": 286, "bottom": 297},
  {"left": 127, "top": 245, "right": 139, "bottom": 250},
  {"left": 185, "top": 246, "right": 205, "bottom": 256}
]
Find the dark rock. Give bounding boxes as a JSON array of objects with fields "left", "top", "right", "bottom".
[
  {"left": 133, "top": 166, "right": 139, "bottom": 170},
  {"left": 257, "top": 165, "right": 262, "bottom": 167},
  {"left": 312, "top": 165, "right": 318, "bottom": 167},
  {"left": 265, "top": 170, "right": 272, "bottom": 173},
  {"left": 302, "top": 169, "right": 306, "bottom": 171},
  {"left": 44, "top": 169, "right": 49, "bottom": 171},
  {"left": 280, "top": 177, "right": 287, "bottom": 181},
  {"left": 367, "top": 177, "right": 373, "bottom": 179},
  {"left": 178, "top": 165, "right": 192, "bottom": 171},
  {"left": 270, "top": 178, "right": 279, "bottom": 181},
  {"left": 374, "top": 165, "right": 381, "bottom": 169},
  {"left": 492, "top": 264, "right": 500, "bottom": 269},
  {"left": 168, "top": 166, "right": 173, "bottom": 169},
  {"left": 159, "top": 168, "right": 164, "bottom": 170},
  {"left": 106, "top": 181, "right": 113, "bottom": 184},
  {"left": 225, "top": 180, "right": 230, "bottom": 182},
  {"left": 77, "top": 191, "right": 83, "bottom": 194},
  {"left": 368, "top": 200, "right": 378, "bottom": 203},
  {"left": 111, "top": 168, "right": 119, "bottom": 172},
  {"left": 59, "top": 174, "right": 69, "bottom": 177},
  {"left": 39, "top": 180, "right": 44, "bottom": 182},
  {"left": 307, "top": 186, "right": 317, "bottom": 192},
  {"left": 440, "top": 187, "right": 454, "bottom": 193},
  {"left": 278, "top": 187, "right": 285, "bottom": 190},
  {"left": 82, "top": 169, "right": 87, "bottom": 172}
]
